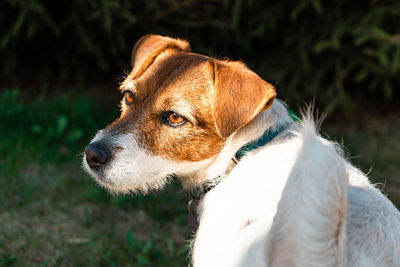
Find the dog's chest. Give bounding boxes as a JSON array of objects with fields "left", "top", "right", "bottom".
[
  {"left": 192, "top": 138, "right": 302, "bottom": 265},
  {"left": 199, "top": 138, "right": 301, "bottom": 221}
]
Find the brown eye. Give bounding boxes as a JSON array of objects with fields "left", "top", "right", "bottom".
[
  {"left": 124, "top": 90, "right": 134, "bottom": 105},
  {"left": 169, "top": 112, "right": 184, "bottom": 125},
  {"left": 161, "top": 111, "right": 187, "bottom": 127}
]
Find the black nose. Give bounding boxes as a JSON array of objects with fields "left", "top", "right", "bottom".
[{"left": 85, "top": 141, "right": 110, "bottom": 168}]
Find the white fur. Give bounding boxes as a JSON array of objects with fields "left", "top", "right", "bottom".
[
  {"left": 84, "top": 100, "right": 400, "bottom": 266},
  {"left": 83, "top": 131, "right": 214, "bottom": 194},
  {"left": 190, "top": 100, "right": 400, "bottom": 266}
]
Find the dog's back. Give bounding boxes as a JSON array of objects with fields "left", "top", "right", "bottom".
[
  {"left": 193, "top": 111, "right": 400, "bottom": 266},
  {"left": 266, "top": 117, "right": 348, "bottom": 267},
  {"left": 267, "top": 117, "right": 400, "bottom": 267},
  {"left": 346, "top": 168, "right": 400, "bottom": 266}
]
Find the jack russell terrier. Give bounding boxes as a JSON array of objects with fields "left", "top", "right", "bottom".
[{"left": 83, "top": 35, "right": 400, "bottom": 266}]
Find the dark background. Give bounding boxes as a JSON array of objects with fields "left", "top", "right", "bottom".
[
  {"left": 2, "top": 0, "right": 400, "bottom": 109},
  {"left": 0, "top": 0, "right": 399, "bottom": 266}
]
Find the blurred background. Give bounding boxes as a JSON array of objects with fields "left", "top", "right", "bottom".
[{"left": 0, "top": 0, "right": 399, "bottom": 266}]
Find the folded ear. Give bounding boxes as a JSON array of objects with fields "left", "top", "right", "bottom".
[
  {"left": 131, "top": 34, "right": 191, "bottom": 78},
  {"left": 210, "top": 59, "right": 276, "bottom": 138}
]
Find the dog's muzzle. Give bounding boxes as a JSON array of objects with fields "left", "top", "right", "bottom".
[{"left": 85, "top": 141, "right": 111, "bottom": 169}]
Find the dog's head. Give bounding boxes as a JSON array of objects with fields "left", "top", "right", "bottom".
[{"left": 83, "top": 35, "right": 276, "bottom": 193}]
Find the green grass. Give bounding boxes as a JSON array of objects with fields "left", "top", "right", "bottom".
[
  {"left": 0, "top": 88, "right": 190, "bottom": 266},
  {"left": 0, "top": 88, "right": 119, "bottom": 172},
  {"left": 0, "top": 88, "right": 399, "bottom": 266}
]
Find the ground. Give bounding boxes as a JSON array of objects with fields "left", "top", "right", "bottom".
[{"left": 0, "top": 88, "right": 399, "bottom": 266}]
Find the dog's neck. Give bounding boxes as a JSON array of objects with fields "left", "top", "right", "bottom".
[{"left": 177, "top": 100, "right": 293, "bottom": 189}]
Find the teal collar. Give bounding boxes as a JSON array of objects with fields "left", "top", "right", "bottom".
[{"left": 234, "top": 123, "right": 291, "bottom": 161}]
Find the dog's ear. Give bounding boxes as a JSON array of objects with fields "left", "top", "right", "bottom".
[
  {"left": 210, "top": 59, "right": 276, "bottom": 138},
  {"left": 131, "top": 35, "right": 191, "bottom": 78}
]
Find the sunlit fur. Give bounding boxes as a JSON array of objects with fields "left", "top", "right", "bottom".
[
  {"left": 84, "top": 100, "right": 400, "bottom": 266},
  {"left": 83, "top": 130, "right": 214, "bottom": 194},
  {"left": 190, "top": 101, "right": 400, "bottom": 266},
  {"left": 83, "top": 34, "right": 400, "bottom": 266}
]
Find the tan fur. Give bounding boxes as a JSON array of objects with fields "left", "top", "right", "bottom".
[
  {"left": 210, "top": 59, "right": 276, "bottom": 138},
  {"left": 131, "top": 35, "right": 190, "bottom": 79},
  {"left": 109, "top": 35, "right": 276, "bottom": 162},
  {"left": 84, "top": 35, "right": 400, "bottom": 267}
]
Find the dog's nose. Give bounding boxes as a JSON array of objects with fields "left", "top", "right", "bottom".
[{"left": 85, "top": 141, "right": 110, "bottom": 168}]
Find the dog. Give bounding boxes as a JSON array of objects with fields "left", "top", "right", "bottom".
[{"left": 83, "top": 35, "right": 400, "bottom": 266}]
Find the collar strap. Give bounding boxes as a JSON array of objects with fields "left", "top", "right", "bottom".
[
  {"left": 234, "top": 123, "right": 291, "bottom": 161},
  {"left": 188, "top": 177, "right": 221, "bottom": 200}
]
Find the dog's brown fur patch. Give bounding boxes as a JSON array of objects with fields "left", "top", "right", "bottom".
[{"left": 107, "top": 35, "right": 276, "bottom": 162}]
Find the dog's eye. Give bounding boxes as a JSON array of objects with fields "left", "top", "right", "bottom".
[
  {"left": 169, "top": 113, "right": 184, "bottom": 125},
  {"left": 123, "top": 90, "right": 134, "bottom": 105},
  {"left": 162, "top": 111, "right": 187, "bottom": 127}
]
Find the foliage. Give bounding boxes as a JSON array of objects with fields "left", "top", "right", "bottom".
[
  {"left": 1, "top": 0, "right": 399, "bottom": 110},
  {"left": 0, "top": 88, "right": 119, "bottom": 173}
]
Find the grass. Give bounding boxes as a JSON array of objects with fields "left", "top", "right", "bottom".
[
  {"left": 0, "top": 88, "right": 399, "bottom": 266},
  {"left": 0, "top": 88, "right": 191, "bottom": 266}
]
